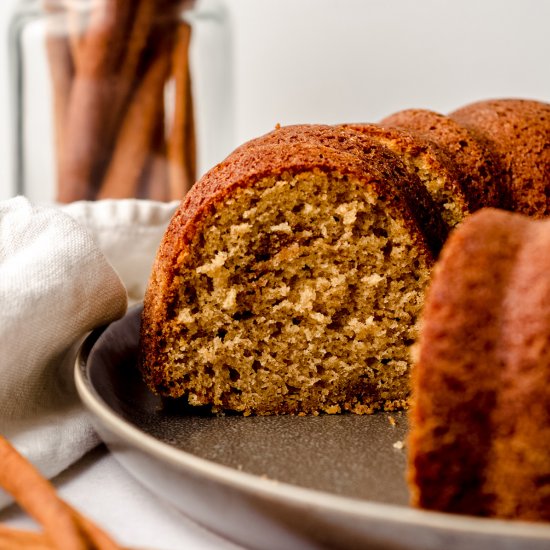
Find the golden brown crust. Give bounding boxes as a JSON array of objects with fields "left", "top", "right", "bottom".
[
  {"left": 410, "top": 208, "right": 550, "bottom": 521},
  {"left": 451, "top": 98, "right": 550, "bottom": 218},
  {"left": 236, "top": 124, "right": 448, "bottom": 253},
  {"left": 410, "top": 208, "right": 527, "bottom": 515},
  {"left": 486, "top": 218, "right": 550, "bottom": 521},
  {"left": 381, "top": 109, "right": 507, "bottom": 211}
]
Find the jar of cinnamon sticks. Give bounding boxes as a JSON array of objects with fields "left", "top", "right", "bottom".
[{"left": 9, "top": 0, "right": 233, "bottom": 203}]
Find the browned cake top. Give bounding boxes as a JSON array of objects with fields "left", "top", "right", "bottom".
[
  {"left": 343, "top": 122, "right": 469, "bottom": 228},
  {"left": 154, "top": 125, "right": 444, "bottom": 266},
  {"left": 381, "top": 108, "right": 507, "bottom": 211},
  {"left": 451, "top": 98, "right": 550, "bottom": 218},
  {"left": 344, "top": 123, "right": 461, "bottom": 181},
  {"left": 236, "top": 124, "right": 423, "bottom": 189},
  {"left": 235, "top": 124, "right": 448, "bottom": 251}
]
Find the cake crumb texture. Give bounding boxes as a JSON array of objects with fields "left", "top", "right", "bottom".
[{"left": 142, "top": 167, "right": 432, "bottom": 415}]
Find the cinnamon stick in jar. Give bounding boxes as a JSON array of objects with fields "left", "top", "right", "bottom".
[
  {"left": 57, "top": 0, "right": 136, "bottom": 202},
  {"left": 138, "top": 105, "right": 171, "bottom": 201},
  {"left": 97, "top": 43, "right": 172, "bottom": 199},
  {"left": 46, "top": 0, "right": 198, "bottom": 203},
  {"left": 45, "top": 32, "right": 73, "bottom": 197},
  {"left": 167, "top": 21, "right": 195, "bottom": 200}
]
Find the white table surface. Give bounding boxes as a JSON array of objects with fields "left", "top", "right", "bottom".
[{"left": 0, "top": 444, "right": 244, "bottom": 550}]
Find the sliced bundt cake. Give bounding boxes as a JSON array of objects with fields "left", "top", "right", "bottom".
[
  {"left": 139, "top": 127, "right": 446, "bottom": 415},
  {"left": 139, "top": 98, "right": 550, "bottom": 426},
  {"left": 409, "top": 208, "right": 550, "bottom": 522}
]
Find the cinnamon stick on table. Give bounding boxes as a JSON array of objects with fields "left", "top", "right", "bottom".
[
  {"left": 0, "top": 437, "right": 85, "bottom": 550},
  {"left": 0, "top": 436, "right": 122, "bottom": 550},
  {"left": 0, "top": 524, "right": 56, "bottom": 549}
]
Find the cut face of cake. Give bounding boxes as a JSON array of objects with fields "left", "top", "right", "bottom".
[
  {"left": 139, "top": 97, "right": 550, "bottom": 419},
  {"left": 139, "top": 131, "right": 443, "bottom": 415}
]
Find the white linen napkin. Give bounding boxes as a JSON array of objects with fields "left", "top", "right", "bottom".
[{"left": 0, "top": 197, "right": 178, "bottom": 508}]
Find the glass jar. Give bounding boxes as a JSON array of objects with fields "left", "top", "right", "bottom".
[{"left": 9, "top": 0, "right": 233, "bottom": 203}]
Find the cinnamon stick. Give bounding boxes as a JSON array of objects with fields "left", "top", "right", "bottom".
[
  {"left": 70, "top": 510, "right": 122, "bottom": 550},
  {"left": 138, "top": 105, "right": 170, "bottom": 201},
  {"left": 167, "top": 21, "right": 194, "bottom": 199},
  {"left": 0, "top": 436, "right": 86, "bottom": 550},
  {"left": 144, "top": 154, "right": 170, "bottom": 201},
  {"left": 0, "top": 436, "right": 122, "bottom": 550},
  {"left": 45, "top": 32, "right": 73, "bottom": 198},
  {"left": 65, "top": 4, "right": 86, "bottom": 72},
  {"left": 183, "top": 55, "right": 197, "bottom": 194},
  {"left": 0, "top": 525, "right": 55, "bottom": 549},
  {"left": 44, "top": 1, "right": 75, "bottom": 199},
  {"left": 109, "top": 0, "right": 157, "bottom": 113},
  {"left": 97, "top": 47, "right": 171, "bottom": 199},
  {"left": 97, "top": 0, "right": 159, "bottom": 176},
  {"left": 58, "top": 0, "right": 134, "bottom": 201}
]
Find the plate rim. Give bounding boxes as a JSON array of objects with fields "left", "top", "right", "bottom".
[{"left": 74, "top": 309, "right": 550, "bottom": 541}]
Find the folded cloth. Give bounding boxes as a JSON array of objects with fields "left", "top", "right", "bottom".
[{"left": 0, "top": 197, "right": 177, "bottom": 509}]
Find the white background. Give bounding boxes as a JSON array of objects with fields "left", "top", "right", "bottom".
[{"left": 0, "top": 0, "right": 549, "bottom": 200}]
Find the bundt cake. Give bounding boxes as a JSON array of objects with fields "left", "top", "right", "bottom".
[
  {"left": 137, "top": 97, "right": 550, "bottom": 524},
  {"left": 139, "top": 97, "right": 550, "bottom": 423},
  {"left": 139, "top": 126, "right": 447, "bottom": 415},
  {"left": 450, "top": 99, "right": 550, "bottom": 217},
  {"left": 409, "top": 208, "right": 550, "bottom": 522},
  {"left": 380, "top": 109, "right": 508, "bottom": 211}
]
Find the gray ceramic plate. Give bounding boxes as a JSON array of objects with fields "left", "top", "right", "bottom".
[{"left": 75, "top": 305, "right": 550, "bottom": 550}]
